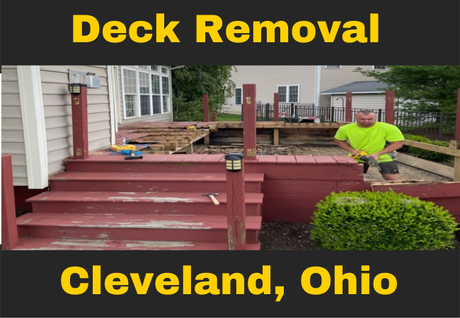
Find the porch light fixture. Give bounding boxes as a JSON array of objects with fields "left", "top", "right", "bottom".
[
  {"left": 68, "top": 83, "right": 85, "bottom": 95},
  {"left": 225, "top": 153, "right": 244, "bottom": 172}
]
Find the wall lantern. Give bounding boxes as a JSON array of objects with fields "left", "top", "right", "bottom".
[
  {"left": 225, "top": 153, "right": 244, "bottom": 172},
  {"left": 68, "top": 83, "right": 84, "bottom": 95}
]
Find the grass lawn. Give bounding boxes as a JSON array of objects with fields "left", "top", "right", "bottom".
[{"left": 217, "top": 113, "right": 241, "bottom": 121}]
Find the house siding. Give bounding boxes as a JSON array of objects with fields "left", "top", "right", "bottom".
[
  {"left": 225, "top": 65, "right": 316, "bottom": 113},
  {"left": 2, "top": 65, "right": 112, "bottom": 186},
  {"left": 40, "top": 66, "right": 111, "bottom": 177},
  {"left": 226, "top": 65, "right": 388, "bottom": 113},
  {"left": 330, "top": 94, "right": 386, "bottom": 110},
  {"left": 319, "top": 65, "right": 385, "bottom": 106},
  {"left": 1, "top": 66, "right": 27, "bottom": 185}
]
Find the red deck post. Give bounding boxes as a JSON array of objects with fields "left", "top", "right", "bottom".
[
  {"left": 456, "top": 88, "right": 460, "bottom": 141},
  {"left": 71, "top": 84, "right": 89, "bottom": 159},
  {"left": 2, "top": 155, "right": 19, "bottom": 250},
  {"left": 385, "top": 90, "right": 395, "bottom": 124},
  {"left": 345, "top": 92, "right": 353, "bottom": 122},
  {"left": 452, "top": 88, "right": 460, "bottom": 181},
  {"left": 211, "top": 112, "right": 217, "bottom": 121},
  {"left": 243, "top": 84, "right": 257, "bottom": 160},
  {"left": 203, "top": 94, "right": 209, "bottom": 122},
  {"left": 225, "top": 154, "right": 246, "bottom": 250},
  {"left": 273, "top": 93, "right": 279, "bottom": 122}
]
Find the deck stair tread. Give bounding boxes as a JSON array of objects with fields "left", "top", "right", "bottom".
[
  {"left": 50, "top": 172, "right": 265, "bottom": 182},
  {"left": 16, "top": 213, "right": 262, "bottom": 230},
  {"left": 18, "top": 167, "right": 265, "bottom": 250},
  {"left": 13, "top": 237, "right": 260, "bottom": 251},
  {"left": 27, "top": 191, "right": 263, "bottom": 204}
]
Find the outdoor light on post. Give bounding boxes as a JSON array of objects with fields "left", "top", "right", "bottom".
[
  {"left": 225, "top": 153, "right": 246, "bottom": 250},
  {"left": 68, "top": 83, "right": 82, "bottom": 95},
  {"left": 225, "top": 153, "right": 244, "bottom": 172},
  {"left": 69, "top": 83, "right": 89, "bottom": 160}
]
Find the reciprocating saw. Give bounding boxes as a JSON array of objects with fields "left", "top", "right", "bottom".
[{"left": 352, "top": 151, "right": 382, "bottom": 172}]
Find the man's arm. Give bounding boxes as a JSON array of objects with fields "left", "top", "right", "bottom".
[
  {"left": 334, "top": 139, "right": 361, "bottom": 157},
  {"left": 371, "top": 140, "right": 404, "bottom": 159}
]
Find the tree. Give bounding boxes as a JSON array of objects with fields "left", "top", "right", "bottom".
[
  {"left": 356, "top": 66, "right": 460, "bottom": 112},
  {"left": 171, "top": 65, "right": 236, "bottom": 121}
]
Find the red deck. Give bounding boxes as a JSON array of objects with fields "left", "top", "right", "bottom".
[{"left": 7, "top": 152, "right": 460, "bottom": 250}]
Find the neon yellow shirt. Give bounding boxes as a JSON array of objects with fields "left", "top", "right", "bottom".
[{"left": 335, "top": 122, "right": 404, "bottom": 162}]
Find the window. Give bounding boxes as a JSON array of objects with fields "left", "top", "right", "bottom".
[
  {"left": 235, "top": 88, "right": 242, "bottom": 105},
  {"left": 277, "top": 85, "right": 300, "bottom": 103},
  {"left": 325, "top": 65, "right": 341, "bottom": 69},
  {"left": 121, "top": 66, "right": 170, "bottom": 119},
  {"left": 373, "top": 65, "right": 386, "bottom": 70}
]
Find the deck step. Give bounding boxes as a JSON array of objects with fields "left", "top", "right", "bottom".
[
  {"left": 27, "top": 191, "right": 263, "bottom": 216},
  {"left": 49, "top": 172, "right": 264, "bottom": 192},
  {"left": 16, "top": 213, "right": 262, "bottom": 244},
  {"left": 12, "top": 237, "right": 261, "bottom": 250}
]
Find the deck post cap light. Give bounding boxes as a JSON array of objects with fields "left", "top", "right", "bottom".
[
  {"left": 225, "top": 153, "right": 244, "bottom": 172},
  {"left": 68, "top": 83, "right": 87, "bottom": 95}
]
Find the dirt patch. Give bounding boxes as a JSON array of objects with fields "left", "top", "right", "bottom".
[{"left": 194, "top": 144, "right": 459, "bottom": 250}]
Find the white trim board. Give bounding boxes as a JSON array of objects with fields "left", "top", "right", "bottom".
[{"left": 17, "top": 66, "right": 49, "bottom": 189}]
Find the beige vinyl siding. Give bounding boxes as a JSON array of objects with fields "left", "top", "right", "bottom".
[
  {"left": 1, "top": 66, "right": 28, "bottom": 185},
  {"left": 226, "top": 66, "right": 316, "bottom": 113},
  {"left": 319, "top": 65, "right": 385, "bottom": 106},
  {"left": 330, "top": 94, "right": 386, "bottom": 110},
  {"left": 40, "top": 66, "right": 111, "bottom": 176}
]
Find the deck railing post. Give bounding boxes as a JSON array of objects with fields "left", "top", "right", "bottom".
[
  {"left": 70, "top": 84, "right": 89, "bottom": 159},
  {"left": 243, "top": 84, "right": 257, "bottom": 160},
  {"left": 385, "top": 90, "right": 395, "bottom": 124},
  {"left": 2, "top": 155, "right": 19, "bottom": 250},
  {"left": 203, "top": 94, "right": 209, "bottom": 122},
  {"left": 273, "top": 93, "right": 279, "bottom": 122},
  {"left": 345, "top": 92, "right": 353, "bottom": 122},
  {"left": 452, "top": 88, "right": 460, "bottom": 181},
  {"left": 225, "top": 153, "right": 246, "bottom": 250}
]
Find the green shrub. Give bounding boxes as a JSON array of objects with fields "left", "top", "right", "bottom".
[
  {"left": 311, "top": 190, "right": 458, "bottom": 250},
  {"left": 402, "top": 134, "right": 453, "bottom": 162}
]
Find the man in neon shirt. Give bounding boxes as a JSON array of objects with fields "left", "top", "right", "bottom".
[{"left": 334, "top": 110, "right": 405, "bottom": 181}]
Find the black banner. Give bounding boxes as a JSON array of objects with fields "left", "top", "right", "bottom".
[
  {"left": 1, "top": 0, "right": 459, "bottom": 65},
  {"left": 1, "top": 250, "right": 459, "bottom": 317}
]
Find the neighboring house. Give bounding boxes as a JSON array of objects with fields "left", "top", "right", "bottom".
[
  {"left": 2, "top": 65, "right": 173, "bottom": 190},
  {"left": 321, "top": 80, "right": 390, "bottom": 110},
  {"left": 225, "top": 65, "right": 387, "bottom": 113}
]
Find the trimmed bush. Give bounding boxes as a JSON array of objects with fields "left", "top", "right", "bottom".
[
  {"left": 402, "top": 134, "right": 453, "bottom": 162},
  {"left": 311, "top": 190, "right": 458, "bottom": 250}
]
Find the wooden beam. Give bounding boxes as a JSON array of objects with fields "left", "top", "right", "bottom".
[
  {"left": 385, "top": 90, "right": 395, "bottom": 124},
  {"left": 71, "top": 85, "right": 89, "bottom": 159},
  {"left": 225, "top": 155, "right": 246, "bottom": 250},
  {"left": 243, "top": 84, "right": 257, "bottom": 160},
  {"left": 203, "top": 94, "right": 209, "bottom": 122},
  {"left": 345, "top": 92, "right": 352, "bottom": 122},
  {"left": 450, "top": 140, "right": 460, "bottom": 181},
  {"left": 2, "top": 155, "right": 19, "bottom": 250},
  {"left": 456, "top": 88, "right": 460, "bottom": 141},
  {"left": 273, "top": 129, "right": 279, "bottom": 146},
  {"left": 403, "top": 139, "right": 460, "bottom": 157},
  {"left": 273, "top": 93, "right": 279, "bottom": 122}
]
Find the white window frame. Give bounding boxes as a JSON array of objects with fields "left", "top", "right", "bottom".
[
  {"left": 121, "top": 65, "right": 170, "bottom": 119},
  {"left": 324, "top": 65, "right": 341, "bottom": 69},
  {"left": 235, "top": 87, "right": 242, "bottom": 105},
  {"left": 277, "top": 84, "right": 300, "bottom": 103}
]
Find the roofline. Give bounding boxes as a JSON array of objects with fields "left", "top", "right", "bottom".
[{"left": 321, "top": 91, "right": 386, "bottom": 95}]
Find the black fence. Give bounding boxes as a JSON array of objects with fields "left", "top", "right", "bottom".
[{"left": 255, "top": 103, "right": 457, "bottom": 141}]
